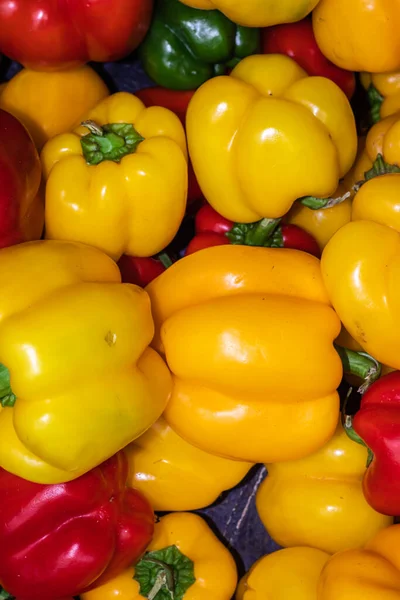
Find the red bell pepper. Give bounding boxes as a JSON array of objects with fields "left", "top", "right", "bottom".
[
  {"left": 135, "top": 87, "right": 202, "bottom": 203},
  {"left": 0, "top": 109, "right": 43, "bottom": 249},
  {"left": 261, "top": 18, "right": 356, "bottom": 99},
  {"left": 0, "top": 0, "right": 153, "bottom": 71},
  {"left": 185, "top": 204, "right": 321, "bottom": 257},
  {"left": 118, "top": 253, "right": 173, "bottom": 287},
  {"left": 0, "top": 452, "right": 154, "bottom": 600},
  {"left": 345, "top": 371, "right": 400, "bottom": 517}
]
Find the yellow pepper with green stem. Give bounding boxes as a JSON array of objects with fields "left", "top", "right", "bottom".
[
  {"left": 0, "top": 240, "right": 171, "bottom": 484},
  {"left": 146, "top": 244, "right": 342, "bottom": 464},
  {"left": 256, "top": 423, "right": 392, "bottom": 554},
  {"left": 177, "top": 0, "right": 320, "bottom": 27},
  {"left": 186, "top": 54, "right": 357, "bottom": 223},
  {"left": 41, "top": 92, "right": 188, "bottom": 261}
]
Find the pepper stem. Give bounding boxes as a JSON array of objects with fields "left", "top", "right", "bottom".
[
  {"left": 157, "top": 252, "right": 173, "bottom": 269},
  {"left": 227, "top": 218, "right": 281, "bottom": 246},
  {"left": 80, "top": 121, "right": 145, "bottom": 165},
  {"left": 300, "top": 191, "right": 351, "bottom": 210},
  {"left": 334, "top": 344, "right": 381, "bottom": 394},
  {"left": 147, "top": 571, "right": 173, "bottom": 600},
  {"left": 353, "top": 153, "right": 400, "bottom": 192},
  {"left": 0, "top": 364, "right": 16, "bottom": 408},
  {"left": 367, "top": 84, "right": 384, "bottom": 125},
  {"left": 342, "top": 390, "right": 374, "bottom": 467}
]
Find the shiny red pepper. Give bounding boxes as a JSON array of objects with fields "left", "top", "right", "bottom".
[
  {"left": 117, "top": 254, "right": 171, "bottom": 287},
  {"left": 261, "top": 18, "right": 356, "bottom": 99},
  {"left": 0, "top": 109, "right": 43, "bottom": 249},
  {"left": 185, "top": 204, "right": 321, "bottom": 257},
  {"left": 0, "top": 0, "right": 153, "bottom": 71},
  {"left": 135, "top": 86, "right": 202, "bottom": 203},
  {"left": 0, "top": 452, "right": 154, "bottom": 600},
  {"left": 348, "top": 371, "right": 400, "bottom": 517}
]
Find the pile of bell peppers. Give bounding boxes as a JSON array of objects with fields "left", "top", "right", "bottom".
[{"left": 2, "top": 2, "right": 400, "bottom": 599}]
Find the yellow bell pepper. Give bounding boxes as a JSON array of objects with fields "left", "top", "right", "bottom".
[
  {"left": 176, "top": 0, "right": 320, "bottom": 27},
  {"left": 0, "top": 240, "right": 171, "bottom": 484},
  {"left": 360, "top": 71, "right": 400, "bottom": 121},
  {"left": 187, "top": 54, "right": 357, "bottom": 223},
  {"left": 318, "top": 524, "right": 400, "bottom": 599},
  {"left": 82, "top": 512, "right": 238, "bottom": 600},
  {"left": 236, "top": 547, "right": 330, "bottom": 600},
  {"left": 321, "top": 219, "right": 400, "bottom": 370},
  {"left": 125, "top": 416, "right": 253, "bottom": 511},
  {"left": 146, "top": 244, "right": 342, "bottom": 464},
  {"left": 256, "top": 423, "right": 392, "bottom": 555},
  {"left": 41, "top": 92, "right": 188, "bottom": 261},
  {"left": 352, "top": 174, "right": 400, "bottom": 232},
  {"left": 313, "top": 0, "right": 400, "bottom": 74},
  {"left": 0, "top": 67, "right": 109, "bottom": 149}
]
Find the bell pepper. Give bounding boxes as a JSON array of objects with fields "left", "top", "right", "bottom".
[
  {"left": 0, "top": 0, "right": 153, "bottom": 71},
  {"left": 360, "top": 71, "right": 400, "bottom": 124},
  {"left": 176, "top": 0, "right": 320, "bottom": 28},
  {"left": 0, "top": 67, "right": 109, "bottom": 150},
  {"left": 135, "top": 87, "right": 202, "bottom": 203},
  {"left": 124, "top": 416, "right": 253, "bottom": 511},
  {"left": 145, "top": 244, "right": 342, "bottom": 464},
  {"left": 352, "top": 173, "right": 400, "bottom": 233},
  {"left": 313, "top": 0, "right": 400, "bottom": 74},
  {"left": 236, "top": 547, "right": 330, "bottom": 600},
  {"left": 318, "top": 524, "right": 400, "bottom": 598},
  {"left": 361, "top": 113, "right": 400, "bottom": 172},
  {"left": 118, "top": 255, "right": 170, "bottom": 288},
  {"left": 0, "top": 239, "right": 171, "bottom": 484},
  {"left": 0, "top": 109, "right": 43, "bottom": 248},
  {"left": 321, "top": 220, "right": 400, "bottom": 371},
  {"left": 256, "top": 423, "right": 392, "bottom": 554},
  {"left": 186, "top": 54, "right": 357, "bottom": 223},
  {"left": 139, "top": 0, "right": 260, "bottom": 91},
  {"left": 186, "top": 203, "right": 321, "bottom": 257},
  {"left": 0, "top": 452, "right": 154, "bottom": 600},
  {"left": 261, "top": 18, "right": 356, "bottom": 99},
  {"left": 343, "top": 371, "right": 400, "bottom": 516},
  {"left": 41, "top": 92, "right": 187, "bottom": 261},
  {"left": 82, "top": 512, "right": 238, "bottom": 600}
]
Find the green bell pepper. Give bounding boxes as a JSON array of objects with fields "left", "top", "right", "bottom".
[{"left": 139, "top": 0, "right": 260, "bottom": 90}]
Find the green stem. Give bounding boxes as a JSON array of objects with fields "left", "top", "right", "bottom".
[
  {"left": 300, "top": 191, "right": 351, "bottom": 210},
  {"left": 0, "top": 363, "right": 16, "bottom": 408},
  {"left": 354, "top": 153, "right": 400, "bottom": 192},
  {"left": 227, "top": 218, "right": 281, "bottom": 246},
  {"left": 0, "top": 588, "right": 14, "bottom": 600},
  {"left": 335, "top": 345, "right": 381, "bottom": 394},
  {"left": 157, "top": 252, "right": 173, "bottom": 269},
  {"left": 367, "top": 84, "right": 384, "bottom": 125},
  {"left": 80, "top": 121, "right": 144, "bottom": 165},
  {"left": 342, "top": 391, "right": 374, "bottom": 467}
]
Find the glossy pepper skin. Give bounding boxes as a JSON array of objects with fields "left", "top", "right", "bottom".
[
  {"left": 125, "top": 416, "right": 253, "bottom": 511},
  {"left": 0, "top": 240, "right": 171, "bottom": 484},
  {"left": 321, "top": 220, "right": 400, "bottom": 371},
  {"left": 0, "top": 67, "right": 109, "bottom": 150},
  {"left": 187, "top": 54, "right": 357, "bottom": 223},
  {"left": 256, "top": 423, "right": 392, "bottom": 554},
  {"left": 236, "top": 547, "right": 330, "bottom": 600},
  {"left": 261, "top": 19, "right": 355, "bottom": 99},
  {"left": 139, "top": 0, "right": 260, "bottom": 91},
  {"left": 82, "top": 513, "right": 237, "bottom": 600},
  {"left": 186, "top": 203, "right": 321, "bottom": 257},
  {"left": 362, "top": 113, "right": 400, "bottom": 168},
  {"left": 41, "top": 92, "right": 187, "bottom": 261},
  {"left": 135, "top": 87, "right": 202, "bottom": 203},
  {"left": 146, "top": 244, "right": 342, "bottom": 464},
  {"left": 0, "top": 109, "right": 43, "bottom": 248},
  {"left": 0, "top": 0, "right": 153, "bottom": 71},
  {"left": 351, "top": 371, "right": 400, "bottom": 516},
  {"left": 318, "top": 525, "right": 400, "bottom": 599},
  {"left": 313, "top": 0, "right": 400, "bottom": 73},
  {"left": 352, "top": 174, "right": 400, "bottom": 233},
  {"left": 0, "top": 452, "right": 154, "bottom": 600},
  {"left": 361, "top": 71, "right": 400, "bottom": 122},
  {"left": 176, "top": 0, "right": 320, "bottom": 28}
]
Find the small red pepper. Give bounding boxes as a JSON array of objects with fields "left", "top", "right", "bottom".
[
  {"left": 261, "top": 18, "right": 356, "bottom": 99},
  {"left": 118, "top": 255, "right": 168, "bottom": 287},
  {"left": 0, "top": 109, "right": 43, "bottom": 249},
  {"left": 347, "top": 371, "right": 400, "bottom": 517},
  {"left": 0, "top": 452, "right": 154, "bottom": 600},
  {"left": 135, "top": 86, "right": 202, "bottom": 203},
  {"left": 185, "top": 204, "right": 321, "bottom": 257}
]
